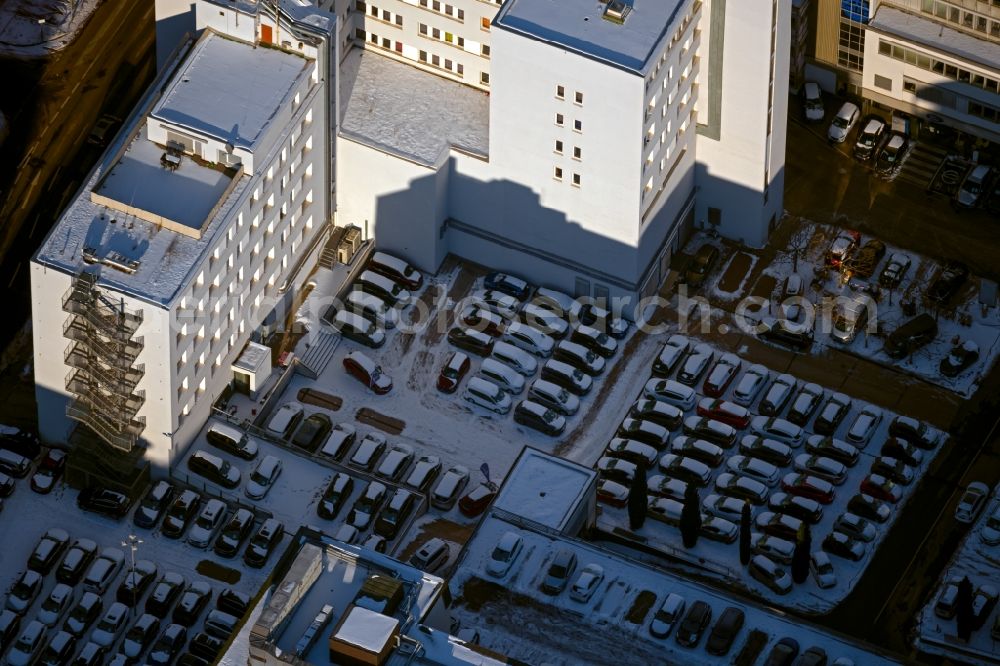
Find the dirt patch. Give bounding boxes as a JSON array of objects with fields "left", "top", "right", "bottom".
[
  {"left": 407, "top": 350, "right": 436, "bottom": 392},
  {"left": 750, "top": 274, "right": 778, "bottom": 301},
  {"left": 624, "top": 589, "right": 657, "bottom": 624},
  {"left": 397, "top": 517, "right": 477, "bottom": 562},
  {"left": 355, "top": 408, "right": 405, "bottom": 436},
  {"left": 196, "top": 560, "right": 241, "bottom": 584},
  {"left": 297, "top": 388, "right": 342, "bottom": 411},
  {"left": 717, "top": 252, "right": 755, "bottom": 295}
]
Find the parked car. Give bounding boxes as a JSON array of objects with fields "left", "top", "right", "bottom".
[
  {"left": 172, "top": 581, "right": 212, "bottom": 626},
  {"left": 460, "top": 304, "right": 506, "bottom": 337},
  {"left": 513, "top": 400, "right": 566, "bottom": 436},
  {"left": 739, "top": 435, "right": 792, "bottom": 467},
  {"left": 213, "top": 509, "right": 255, "bottom": 558},
  {"left": 606, "top": 438, "right": 658, "bottom": 467},
  {"left": 768, "top": 492, "right": 823, "bottom": 524},
  {"left": 552, "top": 340, "right": 604, "bottom": 375},
  {"left": 880, "top": 437, "right": 923, "bottom": 467},
  {"left": 56, "top": 538, "right": 98, "bottom": 585},
  {"left": 245, "top": 519, "right": 284, "bottom": 568},
  {"left": 750, "top": 416, "right": 804, "bottom": 447},
  {"left": 955, "top": 481, "right": 990, "bottom": 523},
  {"left": 757, "top": 317, "right": 814, "bottom": 351},
  {"left": 705, "top": 607, "right": 744, "bottom": 656},
  {"left": 37, "top": 584, "right": 75, "bottom": 628},
  {"left": 702, "top": 354, "right": 743, "bottom": 398},
  {"left": 700, "top": 520, "right": 740, "bottom": 550},
  {"left": 374, "top": 489, "right": 417, "bottom": 540},
  {"left": 826, "top": 231, "right": 860, "bottom": 268},
  {"left": 349, "top": 433, "right": 387, "bottom": 471},
  {"left": 569, "top": 564, "right": 605, "bottom": 603},
  {"left": 409, "top": 538, "right": 451, "bottom": 574},
  {"left": 848, "top": 492, "right": 892, "bottom": 523},
  {"left": 940, "top": 340, "right": 980, "bottom": 377},
  {"left": 63, "top": 593, "right": 101, "bottom": 637},
  {"left": 405, "top": 455, "right": 442, "bottom": 492},
  {"left": 7, "top": 620, "right": 47, "bottom": 666},
  {"left": 794, "top": 454, "right": 847, "bottom": 485},
  {"left": 827, "top": 102, "right": 860, "bottom": 142},
  {"left": 266, "top": 402, "right": 304, "bottom": 438},
  {"left": 787, "top": 383, "right": 824, "bottom": 427},
  {"left": 755, "top": 511, "right": 804, "bottom": 540},
  {"left": 653, "top": 335, "right": 690, "bottom": 377},
  {"left": 927, "top": 260, "right": 969, "bottom": 304},
  {"left": 346, "top": 290, "right": 395, "bottom": 330},
  {"left": 504, "top": 321, "right": 555, "bottom": 358},
  {"left": 348, "top": 481, "right": 387, "bottom": 530},
  {"left": 631, "top": 398, "right": 683, "bottom": 431},
  {"left": 133, "top": 480, "right": 176, "bottom": 530},
  {"left": 76, "top": 486, "right": 131, "bottom": 519},
  {"left": 697, "top": 398, "right": 751, "bottom": 429},
  {"left": 484, "top": 272, "right": 531, "bottom": 300},
  {"left": 732, "top": 364, "right": 770, "bottom": 406},
  {"left": 464, "top": 377, "right": 513, "bottom": 414},
  {"left": 376, "top": 443, "right": 414, "bottom": 482},
  {"left": 822, "top": 531, "right": 865, "bottom": 561},
  {"left": 580, "top": 302, "right": 629, "bottom": 339},
  {"left": 649, "top": 593, "right": 686, "bottom": 639},
  {"left": 148, "top": 624, "right": 187, "bottom": 665},
  {"left": 161, "top": 490, "right": 201, "bottom": 539},
  {"left": 469, "top": 289, "right": 519, "bottom": 319},
  {"left": 810, "top": 552, "right": 837, "bottom": 590},
  {"left": 186, "top": 500, "right": 226, "bottom": 549},
  {"left": 870, "top": 456, "right": 915, "bottom": 485},
  {"left": 144, "top": 572, "right": 186, "bottom": 618},
  {"left": 28, "top": 528, "right": 70, "bottom": 575},
  {"left": 751, "top": 533, "right": 795, "bottom": 565},
  {"left": 781, "top": 473, "right": 835, "bottom": 504},
  {"left": 834, "top": 512, "right": 877, "bottom": 542},
  {"left": 671, "top": 436, "right": 725, "bottom": 467},
  {"left": 368, "top": 251, "right": 422, "bottom": 290},
  {"left": 6, "top": 570, "right": 43, "bottom": 614},
  {"left": 845, "top": 405, "right": 882, "bottom": 446},
  {"left": 30, "top": 449, "right": 66, "bottom": 494},
  {"left": 853, "top": 115, "right": 886, "bottom": 161},
  {"left": 813, "top": 393, "right": 852, "bottom": 436},
  {"left": 956, "top": 164, "right": 993, "bottom": 208},
  {"left": 291, "top": 413, "right": 332, "bottom": 453},
  {"left": 122, "top": 614, "right": 160, "bottom": 659},
  {"left": 801, "top": 81, "right": 824, "bottom": 121},
  {"left": 804, "top": 435, "right": 859, "bottom": 467},
  {"left": 485, "top": 532, "right": 524, "bottom": 577},
  {"left": 875, "top": 132, "right": 909, "bottom": 177},
  {"left": 702, "top": 494, "right": 747, "bottom": 523},
  {"left": 597, "top": 456, "right": 638, "bottom": 484},
  {"left": 658, "top": 453, "right": 712, "bottom": 486},
  {"left": 727, "top": 455, "right": 780, "bottom": 487},
  {"left": 318, "top": 423, "right": 357, "bottom": 462},
  {"left": 343, "top": 350, "right": 393, "bottom": 393},
  {"left": 714, "top": 472, "right": 769, "bottom": 505},
  {"left": 685, "top": 245, "right": 719, "bottom": 288},
  {"left": 569, "top": 324, "right": 617, "bottom": 358},
  {"left": 643, "top": 378, "right": 697, "bottom": 410},
  {"left": 885, "top": 313, "right": 938, "bottom": 360},
  {"left": 541, "top": 550, "right": 578, "bottom": 595},
  {"left": 888, "top": 415, "right": 939, "bottom": 449},
  {"left": 860, "top": 474, "right": 903, "bottom": 503},
  {"left": 540, "top": 359, "right": 592, "bottom": 396},
  {"left": 647, "top": 475, "right": 690, "bottom": 501},
  {"left": 356, "top": 270, "right": 411, "bottom": 305},
  {"left": 878, "top": 252, "right": 911, "bottom": 288},
  {"left": 459, "top": 482, "right": 498, "bottom": 517},
  {"left": 332, "top": 309, "right": 385, "bottom": 348},
  {"left": 619, "top": 418, "right": 669, "bottom": 449},
  {"left": 187, "top": 451, "right": 241, "bottom": 489},
  {"left": 529, "top": 379, "right": 580, "bottom": 416},
  {"left": 91, "top": 603, "right": 129, "bottom": 647},
  {"left": 683, "top": 416, "right": 737, "bottom": 447},
  {"left": 676, "top": 343, "right": 714, "bottom": 386},
  {"left": 479, "top": 357, "right": 526, "bottom": 395},
  {"left": 759, "top": 374, "right": 797, "bottom": 416},
  {"left": 532, "top": 288, "right": 582, "bottom": 320},
  {"left": 432, "top": 465, "right": 470, "bottom": 510},
  {"left": 520, "top": 302, "right": 569, "bottom": 339},
  {"left": 675, "top": 600, "right": 713, "bottom": 647},
  {"left": 492, "top": 341, "right": 539, "bottom": 376}
]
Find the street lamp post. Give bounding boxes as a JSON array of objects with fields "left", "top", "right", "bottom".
[{"left": 122, "top": 534, "right": 142, "bottom": 616}]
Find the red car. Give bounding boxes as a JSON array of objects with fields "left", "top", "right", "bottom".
[
  {"left": 781, "top": 472, "right": 835, "bottom": 505},
  {"left": 343, "top": 351, "right": 392, "bottom": 394},
  {"left": 31, "top": 449, "right": 67, "bottom": 494},
  {"left": 703, "top": 353, "right": 741, "bottom": 398},
  {"left": 458, "top": 482, "right": 498, "bottom": 517},
  {"left": 437, "top": 351, "right": 471, "bottom": 393},
  {"left": 860, "top": 474, "right": 903, "bottom": 503},
  {"left": 696, "top": 398, "right": 751, "bottom": 429}
]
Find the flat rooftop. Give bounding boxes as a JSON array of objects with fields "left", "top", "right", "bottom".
[
  {"left": 494, "top": 0, "right": 686, "bottom": 73},
  {"left": 152, "top": 32, "right": 309, "bottom": 150},
  {"left": 339, "top": 49, "right": 489, "bottom": 166},
  {"left": 870, "top": 6, "right": 1000, "bottom": 72},
  {"left": 491, "top": 448, "right": 595, "bottom": 532}
]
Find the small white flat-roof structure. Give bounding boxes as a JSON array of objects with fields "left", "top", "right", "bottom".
[
  {"left": 870, "top": 7, "right": 1000, "bottom": 72},
  {"left": 494, "top": 0, "right": 686, "bottom": 73},
  {"left": 334, "top": 605, "right": 399, "bottom": 652},
  {"left": 152, "top": 33, "right": 309, "bottom": 150},
  {"left": 491, "top": 448, "right": 596, "bottom": 532},
  {"left": 340, "top": 49, "right": 489, "bottom": 166}
]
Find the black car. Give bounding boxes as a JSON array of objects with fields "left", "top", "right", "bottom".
[
  {"left": 145, "top": 572, "right": 187, "bottom": 618},
  {"left": 685, "top": 245, "right": 719, "bottom": 288},
  {"left": 148, "top": 624, "right": 187, "bottom": 666},
  {"left": 38, "top": 630, "right": 76, "bottom": 666},
  {"left": 77, "top": 487, "right": 131, "bottom": 518},
  {"left": 172, "top": 581, "right": 212, "bottom": 626},
  {"left": 763, "top": 637, "right": 800, "bottom": 666},
  {"left": 813, "top": 394, "right": 851, "bottom": 436},
  {"left": 373, "top": 489, "right": 416, "bottom": 540},
  {"left": 186, "top": 451, "right": 240, "bottom": 489},
  {"left": 216, "top": 589, "right": 250, "bottom": 618},
  {"left": 291, "top": 413, "right": 332, "bottom": 453},
  {"left": 244, "top": 519, "right": 284, "bottom": 568},
  {"left": 675, "top": 600, "right": 712, "bottom": 647},
  {"left": 705, "top": 606, "right": 745, "bottom": 656},
  {"left": 213, "top": 509, "right": 255, "bottom": 558},
  {"left": 852, "top": 115, "right": 886, "bottom": 162},
  {"left": 880, "top": 438, "right": 923, "bottom": 467},
  {"left": 63, "top": 593, "right": 102, "bottom": 637},
  {"left": 117, "top": 559, "right": 158, "bottom": 606},
  {"left": 73, "top": 642, "right": 108, "bottom": 666},
  {"left": 317, "top": 473, "right": 354, "bottom": 520},
  {"left": 885, "top": 314, "right": 937, "bottom": 359},
  {"left": 0, "top": 428, "right": 41, "bottom": 460},
  {"left": 447, "top": 327, "right": 496, "bottom": 356},
  {"left": 927, "top": 260, "right": 969, "bottom": 304},
  {"left": 177, "top": 654, "right": 211, "bottom": 666},
  {"left": 56, "top": 538, "right": 98, "bottom": 585},
  {"left": 484, "top": 272, "right": 531, "bottom": 300},
  {"left": 134, "top": 480, "right": 176, "bottom": 529},
  {"left": 758, "top": 318, "right": 813, "bottom": 352},
  {"left": 875, "top": 131, "right": 908, "bottom": 177},
  {"left": 28, "top": 528, "right": 70, "bottom": 574},
  {"left": 30, "top": 449, "right": 67, "bottom": 494},
  {"left": 188, "top": 632, "right": 224, "bottom": 662},
  {"left": 161, "top": 490, "right": 202, "bottom": 539},
  {"left": 940, "top": 340, "right": 980, "bottom": 377},
  {"left": 0, "top": 609, "right": 21, "bottom": 653},
  {"left": 0, "top": 472, "right": 13, "bottom": 497},
  {"left": 847, "top": 493, "right": 891, "bottom": 524}
]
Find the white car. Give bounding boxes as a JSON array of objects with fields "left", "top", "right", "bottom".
[
  {"left": 187, "top": 499, "right": 227, "bottom": 548},
  {"left": 470, "top": 289, "right": 519, "bottom": 319},
  {"left": 727, "top": 455, "right": 781, "bottom": 487},
  {"left": 846, "top": 405, "right": 882, "bottom": 446},
  {"left": 464, "top": 376, "right": 513, "bottom": 414},
  {"left": 91, "top": 602, "right": 129, "bottom": 647},
  {"left": 811, "top": 551, "right": 837, "bottom": 589},
  {"left": 653, "top": 334, "right": 690, "bottom": 376},
  {"left": 760, "top": 374, "right": 797, "bottom": 416},
  {"left": 36, "top": 584, "right": 75, "bottom": 627},
  {"left": 676, "top": 343, "right": 714, "bottom": 386},
  {"left": 479, "top": 358, "right": 526, "bottom": 394},
  {"left": 431, "top": 465, "right": 470, "bottom": 510},
  {"left": 492, "top": 341, "right": 538, "bottom": 376},
  {"left": 751, "top": 533, "right": 795, "bottom": 565},
  {"left": 7, "top": 621, "right": 47, "bottom": 666},
  {"left": 643, "top": 378, "right": 697, "bottom": 410},
  {"left": 732, "top": 364, "right": 770, "bottom": 406},
  {"left": 267, "top": 402, "right": 304, "bottom": 437},
  {"left": 554, "top": 340, "right": 606, "bottom": 375},
  {"left": 83, "top": 548, "right": 126, "bottom": 595},
  {"left": 703, "top": 494, "right": 747, "bottom": 523},
  {"left": 828, "top": 101, "right": 860, "bottom": 142},
  {"left": 802, "top": 81, "right": 825, "bottom": 122},
  {"left": 955, "top": 481, "right": 990, "bottom": 524},
  {"left": 750, "top": 416, "right": 804, "bottom": 447},
  {"left": 486, "top": 532, "right": 523, "bottom": 577},
  {"left": 245, "top": 455, "right": 283, "bottom": 500},
  {"left": 569, "top": 564, "right": 605, "bottom": 602},
  {"left": 521, "top": 302, "right": 570, "bottom": 339},
  {"left": 350, "top": 433, "right": 387, "bottom": 470},
  {"left": 376, "top": 443, "right": 415, "bottom": 482},
  {"left": 794, "top": 454, "right": 848, "bottom": 485},
  {"left": 503, "top": 321, "right": 555, "bottom": 358},
  {"left": 834, "top": 513, "right": 877, "bottom": 542}
]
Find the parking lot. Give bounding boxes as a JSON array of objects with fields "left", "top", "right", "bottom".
[
  {"left": 0, "top": 474, "right": 273, "bottom": 663},
  {"left": 590, "top": 335, "right": 947, "bottom": 615}
]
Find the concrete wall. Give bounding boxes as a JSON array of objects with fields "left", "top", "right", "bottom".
[{"left": 154, "top": 0, "right": 196, "bottom": 69}]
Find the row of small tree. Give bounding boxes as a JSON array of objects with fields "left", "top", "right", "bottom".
[{"left": 626, "top": 469, "right": 812, "bottom": 584}]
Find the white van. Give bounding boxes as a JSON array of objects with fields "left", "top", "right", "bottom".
[
  {"left": 479, "top": 358, "right": 526, "bottom": 394},
  {"left": 346, "top": 290, "right": 395, "bottom": 329},
  {"left": 333, "top": 309, "right": 386, "bottom": 348},
  {"left": 492, "top": 341, "right": 538, "bottom": 376},
  {"left": 528, "top": 379, "right": 580, "bottom": 416},
  {"left": 463, "top": 377, "right": 512, "bottom": 414},
  {"left": 356, "top": 270, "right": 411, "bottom": 305}
]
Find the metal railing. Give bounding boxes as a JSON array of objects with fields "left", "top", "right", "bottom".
[
  {"left": 64, "top": 344, "right": 144, "bottom": 391},
  {"left": 63, "top": 318, "right": 144, "bottom": 362},
  {"left": 66, "top": 401, "right": 144, "bottom": 452}
]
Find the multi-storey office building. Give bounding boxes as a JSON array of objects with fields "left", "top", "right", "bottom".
[{"left": 30, "top": 7, "right": 335, "bottom": 486}]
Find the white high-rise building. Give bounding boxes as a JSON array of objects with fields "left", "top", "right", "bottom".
[{"left": 30, "top": 4, "right": 335, "bottom": 486}]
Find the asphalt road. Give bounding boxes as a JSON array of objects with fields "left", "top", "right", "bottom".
[{"left": 0, "top": 0, "right": 154, "bottom": 350}]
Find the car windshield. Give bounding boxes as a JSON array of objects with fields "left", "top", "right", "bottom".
[
  {"left": 250, "top": 470, "right": 269, "bottom": 485},
  {"left": 12, "top": 580, "right": 32, "bottom": 597},
  {"left": 41, "top": 596, "right": 61, "bottom": 612},
  {"left": 549, "top": 563, "right": 566, "bottom": 578},
  {"left": 70, "top": 603, "right": 89, "bottom": 620},
  {"left": 491, "top": 546, "right": 512, "bottom": 562},
  {"left": 834, "top": 316, "right": 851, "bottom": 333},
  {"left": 834, "top": 117, "right": 849, "bottom": 128},
  {"left": 196, "top": 514, "right": 216, "bottom": 529}
]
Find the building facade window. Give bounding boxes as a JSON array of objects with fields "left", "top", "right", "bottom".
[
  {"left": 573, "top": 119, "right": 582, "bottom": 132},
  {"left": 575, "top": 91, "right": 583, "bottom": 104},
  {"left": 573, "top": 146, "right": 582, "bottom": 159},
  {"left": 555, "top": 113, "right": 564, "bottom": 126},
  {"left": 572, "top": 173, "right": 581, "bottom": 187},
  {"left": 480, "top": 72, "right": 489, "bottom": 85},
  {"left": 554, "top": 166, "right": 563, "bottom": 180},
  {"left": 554, "top": 140, "right": 563, "bottom": 154},
  {"left": 556, "top": 85, "right": 565, "bottom": 99}
]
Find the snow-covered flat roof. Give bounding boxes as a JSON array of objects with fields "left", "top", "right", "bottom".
[
  {"left": 339, "top": 50, "right": 489, "bottom": 166},
  {"left": 870, "top": 7, "right": 1000, "bottom": 72},
  {"left": 335, "top": 606, "right": 399, "bottom": 651},
  {"left": 491, "top": 448, "right": 596, "bottom": 532},
  {"left": 494, "top": 0, "right": 686, "bottom": 73},
  {"left": 152, "top": 32, "right": 309, "bottom": 150}
]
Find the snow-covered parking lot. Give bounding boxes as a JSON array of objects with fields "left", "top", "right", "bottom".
[
  {"left": 591, "top": 334, "right": 947, "bottom": 614},
  {"left": 916, "top": 485, "right": 1000, "bottom": 665},
  {"left": 448, "top": 514, "right": 898, "bottom": 666},
  {"left": 0, "top": 479, "right": 274, "bottom": 663}
]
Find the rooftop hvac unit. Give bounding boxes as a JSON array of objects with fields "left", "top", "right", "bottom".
[{"left": 337, "top": 225, "right": 363, "bottom": 264}]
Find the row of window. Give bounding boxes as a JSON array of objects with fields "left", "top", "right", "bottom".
[
  {"left": 553, "top": 140, "right": 582, "bottom": 159},
  {"left": 554, "top": 113, "right": 583, "bottom": 132},
  {"left": 555, "top": 85, "right": 583, "bottom": 105},
  {"left": 357, "top": 1, "right": 404, "bottom": 27},
  {"left": 552, "top": 168, "right": 581, "bottom": 187},
  {"left": 417, "top": 23, "right": 490, "bottom": 57},
  {"left": 417, "top": 0, "right": 465, "bottom": 21},
  {"left": 837, "top": 19, "right": 866, "bottom": 72},
  {"left": 417, "top": 46, "right": 465, "bottom": 76},
  {"left": 920, "top": 0, "right": 1000, "bottom": 39},
  {"left": 969, "top": 100, "right": 1000, "bottom": 124},
  {"left": 878, "top": 39, "right": 1000, "bottom": 94}
]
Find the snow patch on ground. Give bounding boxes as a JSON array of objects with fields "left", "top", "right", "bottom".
[{"left": 0, "top": 0, "right": 102, "bottom": 58}]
